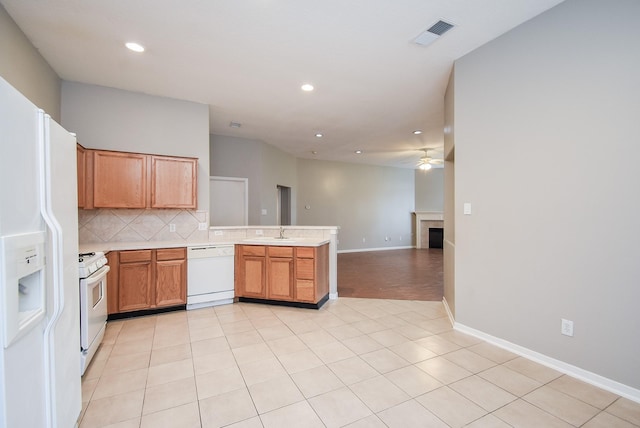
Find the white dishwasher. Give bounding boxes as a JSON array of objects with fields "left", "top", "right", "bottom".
[{"left": 187, "top": 244, "right": 235, "bottom": 309}]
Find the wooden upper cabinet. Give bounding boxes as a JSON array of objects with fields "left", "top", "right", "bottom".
[
  {"left": 93, "top": 150, "right": 147, "bottom": 208},
  {"left": 78, "top": 148, "right": 197, "bottom": 209},
  {"left": 76, "top": 144, "right": 86, "bottom": 208},
  {"left": 150, "top": 155, "right": 197, "bottom": 209}
]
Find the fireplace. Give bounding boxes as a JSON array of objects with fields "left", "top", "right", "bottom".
[
  {"left": 414, "top": 212, "right": 444, "bottom": 249},
  {"left": 428, "top": 228, "right": 443, "bottom": 249}
]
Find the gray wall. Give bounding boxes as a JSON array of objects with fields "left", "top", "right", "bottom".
[
  {"left": 443, "top": 68, "right": 455, "bottom": 317},
  {"left": 61, "top": 82, "right": 210, "bottom": 211},
  {"left": 211, "top": 135, "right": 417, "bottom": 251},
  {"left": 210, "top": 134, "right": 297, "bottom": 225},
  {"left": 0, "top": 4, "right": 60, "bottom": 120},
  {"left": 454, "top": 0, "right": 640, "bottom": 389},
  {"left": 210, "top": 134, "right": 264, "bottom": 225},
  {"left": 261, "top": 142, "right": 298, "bottom": 226},
  {"left": 296, "top": 158, "right": 415, "bottom": 251},
  {"left": 415, "top": 169, "right": 444, "bottom": 212}
]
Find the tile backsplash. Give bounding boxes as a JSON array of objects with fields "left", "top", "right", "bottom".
[{"left": 78, "top": 209, "right": 208, "bottom": 244}]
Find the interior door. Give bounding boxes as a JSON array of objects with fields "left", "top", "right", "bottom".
[{"left": 209, "top": 176, "right": 248, "bottom": 226}]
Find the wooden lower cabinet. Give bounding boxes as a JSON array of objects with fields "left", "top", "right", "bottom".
[
  {"left": 155, "top": 248, "right": 187, "bottom": 307},
  {"left": 235, "top": 244, "right": 328, "bottom": 305},
  {"left": 110, "top": 247, "right": 186, "bottom": 314},
  {"left": 295, "top": 245, "right": 329, "bottom": 303},
  {"left": 118, "top": 250, "right": 153, "bottom": 312},
  {"left": 235, "top": 245, "right": 266, "bottom": 298},
  {"left": 106, "top": 251, "right": 119, "bottom": 315},
  {"left": 267, "top": 246, "right": 294, "bottom": 301}
]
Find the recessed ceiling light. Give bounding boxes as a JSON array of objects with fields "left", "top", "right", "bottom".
[
  {"left": 125, "top": 42, "right": 145, "bottom": 53},
  {"left": 315, "top": 133, "right": 323, "bottom": 138},
  {"left": 301, "top": 83, "right": 314, "bottom": 92},
  {"left": 355, "top": 150, "right": 363, "bottom": 154},
  {"left": 312, "top": 151, "right": 318, "bottom": 155},
  {"left": 413, "top": 130, "right": 423, "bottom": 135}
]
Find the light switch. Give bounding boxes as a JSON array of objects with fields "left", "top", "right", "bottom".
[{"left": 463, "top": 203, "right": 472, "bottom": 215}]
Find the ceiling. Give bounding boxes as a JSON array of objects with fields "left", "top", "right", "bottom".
[{"left": 2, "top": 0, "right": 564, "bottom": 168}]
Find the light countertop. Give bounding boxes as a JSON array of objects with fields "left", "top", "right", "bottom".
[{"left": 79, "top": 238, "right": 330, "bottom": 254}]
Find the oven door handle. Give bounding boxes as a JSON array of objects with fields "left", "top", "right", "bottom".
[{"left": 85, "top": 265, "right": 110, "bottom": 286}]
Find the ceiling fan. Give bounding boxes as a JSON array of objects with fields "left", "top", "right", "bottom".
[{"left": 417, "top": 149, "right": 444, "bottom": 170}]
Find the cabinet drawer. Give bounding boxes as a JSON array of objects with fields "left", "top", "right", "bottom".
[
  {"left": 119, "top": 250, "right": 152, "bottom": 263},
  {"left": 242, "top": 245, "right": 266, "bottom": 256},
  {"left": 157, "top": 247, "right": 186, "bottom": 261},
  {"left": 296, "top": 247, "right": 315, "bottom": 259},
  {"left": 296, "top": 280, "right": 315, "bottom": 302},
  {"left": 268, "top": 246, "right": 293, "bottom": 258},
  {"left": 296, "top": 258, "right": 315, "bottom": 280}
]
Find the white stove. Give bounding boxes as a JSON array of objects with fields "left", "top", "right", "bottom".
[
  {"left": 79, "top": 251, "right": 107, "bottom": 279},
  {"left": 78, "top": 251, "right": 109, "bottom": 375}
]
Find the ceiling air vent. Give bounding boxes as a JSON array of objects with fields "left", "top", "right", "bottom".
[{"left": 413, "top": 20, "right": 455, "bottom": 47}]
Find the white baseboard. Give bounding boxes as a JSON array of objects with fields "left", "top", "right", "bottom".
[
  {"left": 453, "top": 322, "right": 640, "bottom": 403},
  {"left": 338, "top": 245, "right": 414, "bottom": 254},
  {"left": 442, "top": 297, "right": 454, "bottom": 326}
]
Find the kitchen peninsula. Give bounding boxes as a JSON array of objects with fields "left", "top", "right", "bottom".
[{"left": 79, "top": 225, "right": 340, "bottom": 310}]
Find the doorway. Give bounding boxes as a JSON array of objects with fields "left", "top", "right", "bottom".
[{"left": 276, "top": 185, "right": 291, "bottom": 226}]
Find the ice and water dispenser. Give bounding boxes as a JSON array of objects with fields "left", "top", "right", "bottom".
[{"left": 0, "top": 231, "right": 46, "bottom": 347}]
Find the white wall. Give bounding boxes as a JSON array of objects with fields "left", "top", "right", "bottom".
[
  {"left": 0, "top": 4, "right": 60, "bottom": 120},
  {"left": 454, "top": 0, "right": 640, "bottom": 391},
  {"left": 415, "top": 169, "right": 444, "bottom": 212},
  {"left": 61, "top": 82, "right": 210, "bottom": 211},
  {"left": 296, "top": 158, "right": 415, "bottom": 251}
]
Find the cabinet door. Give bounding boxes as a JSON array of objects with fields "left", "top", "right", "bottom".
[
  {"left": 268, "top": 257, "right": 294, "bottom": 301},
  {"left": 240, "top": 256, "right": 267, "bottom": 298},
  {"left": 155, "top": 258, "right": 186, "bottom": 307},
  {"left": 76, "top": 144, "right": 86, "bottom": 208},
  {"left": 150, "top": 155, "right": 197, "bottom": 208},
  {"left": 93, "top": 150, "right": 147, "bottom": 208},
  {"left": 118, "top": 260, "right": 152, "bottom": 312}
]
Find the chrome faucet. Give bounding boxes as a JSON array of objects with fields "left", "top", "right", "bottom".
[{"left": 279, "top": 226, "right": 285, "bottom": 239}]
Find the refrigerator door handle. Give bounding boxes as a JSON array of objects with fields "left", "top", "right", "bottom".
[{"left": 38, "top": 111, "right": 64, "bottom": 428}]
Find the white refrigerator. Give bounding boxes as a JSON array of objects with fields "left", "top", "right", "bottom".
[{"left": 0, "top": 77, "right": 82, "bottom": 427}]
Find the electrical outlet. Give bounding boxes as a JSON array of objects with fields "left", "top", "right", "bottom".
[
  {"left": 399, "top": 236, "right": 402, "bottom": 241},
  {"left": 384, "top": 236, "right": 390, "bottom": 241},
  {"left": 214, "top": 230, "right": 223, "bottom": 236},
  {"left": 261, "top": 209, "right": 267, "bottom": 215},
  {"left": 561, "top": 319, "right": 574, "bottom": 337},
  {"left": 198, "top": 222, "right": 207, "bottom": 230},
  {"left": 169, "top": 224, "right": 176, "bottom": 232},
  {"left": 256, "top": 229, "right": 263, "bottom": 236},
  {"left": 362, "top": 237, "right": 366, "bottom": 243}
]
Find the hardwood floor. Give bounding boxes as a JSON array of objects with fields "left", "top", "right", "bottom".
[{"left": 337, "top": 248, "right": 443, "bottom": 301}]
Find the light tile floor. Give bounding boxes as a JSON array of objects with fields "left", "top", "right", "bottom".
[{"left": 79, "top": 298, "right": 640, "bottom": 428}]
